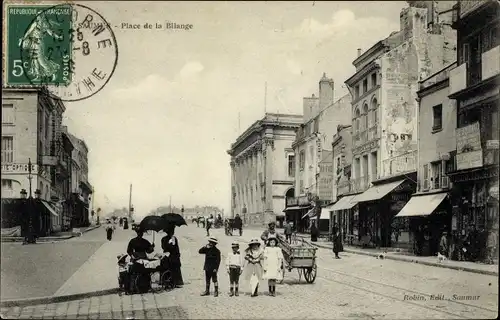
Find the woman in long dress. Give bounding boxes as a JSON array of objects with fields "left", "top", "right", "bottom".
[
  {"left": 242, "top": 238, "right": 264, "bottom": 297},
  {"left": 161, "top": 225, "right": 184, "bottom": 287},
  {"left": 262, "top": 236, "right": 284, "bottom": 297}
]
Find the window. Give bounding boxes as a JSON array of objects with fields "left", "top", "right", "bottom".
[
  {"left": 309, "top": 145, "right": 314, "bottom": 165},
  {"left": 363, "top": 79, "right": 368, "bottom": 93},
  {"left": 313, "top": 119, "right": 319, "bottom": 133},
  {"left": 2, "top": 179, "right": 13, "bottom": 189},
  {"left": 371, "top": 98, "right": 379, "bottom": 126},
  {"left": 432, "top": 104, "right": 443, "bottom": 131},
  {"left": 1, "top": 136, "right": 14, "bottom": 163},
  {"left": 491, "top": 26, "right": 499, "bottom": 48},
  {"left": 354, "top": 85, "right": 360, "bottom": 99},
  {"left": 371, "top": 73, "right": 377, "bottom": 87},
  {"left": 45, "top": 113, "right": 50, "bottom": 139},
  {"left": 2, "top": 104, "right": 14, "bottom": 124},
  {"left": 422, "top": 164, "right": 429, "bottom": 190},
  {"left": 431, "top": 161, "right": 442, "bottom": 189},
  {"left": 299, "top": 150, "right": 305, "bottom": 170},
  {"left": 299, "top": 180, "right": 304, "bottom": 194},
  {"left": 354, "top": 108, "right": 361, "bottom": 134},
  {"left": 288, "top": 155, "right": 295, "bottom": 177},
  {"left": 363, "top": 104, "right": 369, "bottom": 130},
  {"left": 461, "top": 43, "right": 470, "bottom": 65}
]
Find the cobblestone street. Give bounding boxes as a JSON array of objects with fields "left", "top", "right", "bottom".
[{"left": 1, "top": 225, "right": 497, "bottom": 319}]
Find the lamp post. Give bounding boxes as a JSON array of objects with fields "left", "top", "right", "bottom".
[{"left": 22, "top": 159, "right": 37, "bottom": 244}]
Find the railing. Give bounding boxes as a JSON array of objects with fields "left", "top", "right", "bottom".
[{"left": 382, "top": 150, "right": 417, "bottom": 178}]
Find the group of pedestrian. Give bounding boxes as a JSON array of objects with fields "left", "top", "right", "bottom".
[{"left": 198, "top": 233, "right": 284, "bottom": 297}]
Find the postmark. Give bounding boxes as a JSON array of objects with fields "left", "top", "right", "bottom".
[{"left": 6, "top": 3, "right": 118, "bottom": 102}]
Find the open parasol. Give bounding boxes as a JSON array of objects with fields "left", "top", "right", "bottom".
[
  {"left": 139, "top": 215, "right": 167, "bottom": 244},
  {"left": 161, "top": 213, "right": 187, "bottom": 229}
]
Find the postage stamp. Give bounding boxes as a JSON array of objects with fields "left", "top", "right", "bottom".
[{"left": 4, "top": 2, "right": 118, "bottom": 102}]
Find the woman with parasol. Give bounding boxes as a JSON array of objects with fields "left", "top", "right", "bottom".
[
  {"left": 160, "top": 213, "right": 187, "bottom": 287},
  {"left": 242, "top": 238, "right": 264, "bottom": 297},
  {"left": 161, "top": 224, "right": 184, "bottom": 287}
]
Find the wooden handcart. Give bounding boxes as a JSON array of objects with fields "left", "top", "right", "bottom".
[{"left": 278, "top": 238, "right": 317, "bottom": 284}]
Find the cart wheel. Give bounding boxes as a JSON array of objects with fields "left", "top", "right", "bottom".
[
  {"left": 304, "top": 263, "right": 317, "bottom": 284},
  {"left": 161, "top": 271, "right": 174, "bottom": 291}
]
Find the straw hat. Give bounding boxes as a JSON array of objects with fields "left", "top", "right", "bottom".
[
  {"left": 208, "top": 236, "right": 218, "bottom": 244},
  {"left": 248, "top": 238, "right": 260, "bottom": 246},
  {"left": 231, "top": 241, "right": 239, "bottom": 248}
]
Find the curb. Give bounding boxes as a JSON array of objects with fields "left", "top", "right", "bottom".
[
  {"left": 1, "top": 225, "right": 100, "bottom": 243},
  {"left": 0, "top": 288, "right": 119, "bottom": 308},
  {"left": 300, "top": 237, "right": 499, "bottom": 277}
]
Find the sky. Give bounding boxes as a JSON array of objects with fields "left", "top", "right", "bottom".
[{"left": 62, "top": 1, "right": 407, "bottom": 218}]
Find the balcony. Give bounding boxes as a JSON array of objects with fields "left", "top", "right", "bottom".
[
  {"left": 482, "top": 46, "right": 500, "bottom": 81},
  {"left": 382, "top": 150, "right": 417, "bottom": 178}
]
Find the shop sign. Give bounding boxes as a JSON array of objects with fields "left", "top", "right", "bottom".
[
  {"left": 298, "top": 196, "right": 310, "bottom": 206},
  {"left": 1, "top": 163, "right": 38, "bottom": 173},
  {"left": 353, "top": 140, "right": 379, "bottom": 155},
  {"left": 456, "top": 122, "right": 481, "bottom": 153},
  {"left": 286, "top": 197, "right": 298, "bottom": 207},
  {"left": 486, "top": 140, "right": 499, "bottom": 150},
  {"left": 456, "top": 150, "right": 483, "bottom": 170},
  {"left": 490, "top": 186, "right": 499, "bottom": 200}
]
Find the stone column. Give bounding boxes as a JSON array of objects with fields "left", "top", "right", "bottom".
[
  {"left": 230, "top": 160, "right": 236, "bottom": 218},
  {"left": 264, "top": 137, "right": 274, "bottom": 225}
]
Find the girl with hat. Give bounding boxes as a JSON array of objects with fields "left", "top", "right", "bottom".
[
  {"left": 262, "top": 236, "right": 284, "bottom": 296},
  {"left": 225, "top": 241, "right": 243, "bottom": 296},
  {"left": 242, "top": 238, "right": 264, "bottom": 297},
  {"left": 199, "top": 236, "right": 221, "bottom": 297}
]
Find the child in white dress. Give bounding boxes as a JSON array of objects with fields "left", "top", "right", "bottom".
[{"left": 262, "top": 236, "right": 284, "bottom": 296}]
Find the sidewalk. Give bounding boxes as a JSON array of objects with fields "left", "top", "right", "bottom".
[
  {"left": 0, "top": 225, "right": 100, "bottom": 243},
  {"left": 242, "top": 228, "right": 499, "bottom": 276}
]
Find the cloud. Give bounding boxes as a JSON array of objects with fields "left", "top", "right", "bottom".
[{"left": 179, "top": 61, "right": 204, "bottom": 79}]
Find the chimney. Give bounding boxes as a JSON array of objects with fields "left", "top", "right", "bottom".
[
  {"left": 319, "top": 73, "right": 334, "bottom": 110},
  {"left": 357, "top": 48, "right": 363, "bottom": 57}
]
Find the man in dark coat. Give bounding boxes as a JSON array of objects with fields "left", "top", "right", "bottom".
[
  {"left": 310, "top": 221, "right": 319, "bottom": 242},
  {"left": 332, "top": 230, "right": 342, "bottom": 259},
  {"left": 234, "top": 214, "right": 243, "bottom": 236},
  {"left": 161, "top": 225, "right": 184, "bottom": 287},
  {"left": 199, "top": 237, "right": 221, "bottom": 297}
]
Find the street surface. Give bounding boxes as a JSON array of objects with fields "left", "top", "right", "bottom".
[
  {"left": 1, "top": 228, "right": 105, "bottom": 300},
  {"left": 1, "top": 224, "right": 498, "bottom": 319}
]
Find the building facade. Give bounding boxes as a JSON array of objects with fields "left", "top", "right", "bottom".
[
  {"left": 333, "top": 1, "right": 456, "bottom": 248},
  {"left": 1, "top": 88, "right": 66, "bottom": 234},
  {"left": 447, "top": 0, "right": 499, "bottom": 262},
  {"left": 228, "top": 113, "right": 302, "bottom": 227},
  {"left": 395, "top": 62, "right": 458, "bottom": 256},
  {"left": 65, "top": 127, "right": 93, "bottom": 228}
]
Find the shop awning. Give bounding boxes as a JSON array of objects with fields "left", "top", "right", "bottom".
[
  {"left": 395, "top": 192, "right": 448, "bottom": 217},
  {"left": 320, "top": 204, "right": 335, "bottom": 219},
  {"left": 302, "top": 208, "right": 315, "bottom": 219},
  {"left": 42, "top": 201, "right": 59, "bottom": 217},
  {"left": 283, "top": 206, "right": 302, "bottom": 212},
  {"left": 354, "top": 179, "right": 405, "bottom": 203},
  {"left": 329, "top": 195, "right": 358, "bottom": 211}
]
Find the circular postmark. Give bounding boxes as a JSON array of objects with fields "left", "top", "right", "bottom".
[{"left": 19, "top": 3, "right": 118, "bottom": 102}]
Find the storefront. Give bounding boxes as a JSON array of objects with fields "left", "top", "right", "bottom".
[
  {"left": 329, "top": 194, "right": 359, "bottom": 243},
  {"left": 352, "top": 176, "right": 416, "bottom": 248},
  {"left": 70, "top": 193, "right": 90, "bottom": 228},
  {"left": 395, "top": 191, "right": 452, "bottom": 256}
]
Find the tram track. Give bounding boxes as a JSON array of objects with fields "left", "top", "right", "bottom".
[{"left": 314, "top": 255, "right": 497, "bottom": 319}]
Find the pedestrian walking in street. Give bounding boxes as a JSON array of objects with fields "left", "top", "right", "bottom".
[
  {"left": 226, "top": 241, "right": 243, "bottom": 296},
  {"left": 196, "top": 215, "right": 200, "bottom": 228},
  {"left": 262, "top": 236, "right": 284, "bottom": 297},
  {"left": 206, "top": 214, "right": 214, "bottom": 236},
  {"left": 332, "top": 230, "right": 342, "bottom": 259},
  {"left": 234, "top": 214, "right": 243, "bottom": 236},
  {"left": 161, "top": 225, "right": 184, "bottom": 287},
  {"left": 199, "top": 237, "right": 221, "bottom": 297},
  {"left": 310, "top": 221, "right": 319, "bottom": 242},
  {"left": 243, "top": 238, "right": 264, "bottom": 297},
  {"left": 284, "top": 221, "right": 293, "bottom": 244},
  {"left": 105, "top": 223, "right": 115, "bottom": 241}
]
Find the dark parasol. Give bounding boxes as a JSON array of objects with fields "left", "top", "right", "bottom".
[
  {"left": 139, "top": 215, "right": 167, "bottom": 232},
  {"left": 161, "top": 213, "right": 187, "bottom": 228}
]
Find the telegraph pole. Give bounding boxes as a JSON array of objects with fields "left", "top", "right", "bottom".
[
  {"left": 128, "top": 184, "right": 132, "bottom": 219},
  {"left": 169, "top": 195, "right": 172, "bottom": 212}
]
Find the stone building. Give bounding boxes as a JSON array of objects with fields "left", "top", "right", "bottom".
[
  {"left": 287, "top": 73, "right": 351, "bottom": 232},
  {"left": 228, "top": 113, "right": 302, "bottom": 227},
  {"left": 447, "top": 0, "right": 499, "bottom": 262},
  {"left": 1, "top": 88, "right": 66, "bottom": 234},
  {"left": 395, "top": 62, "right": 458, "bottom": 256},
  {"left": 65, "top": 127, "right": 93, "bottom": 228},
  {"left": 335, "top": 1, "right": 457, "bottom": 248}
]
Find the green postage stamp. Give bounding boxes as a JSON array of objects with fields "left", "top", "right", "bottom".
[{"left": 5, "top": 3, "right": 73, "bottom": 86}]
